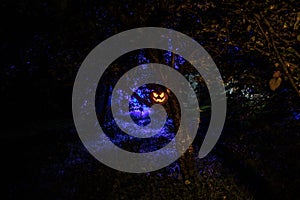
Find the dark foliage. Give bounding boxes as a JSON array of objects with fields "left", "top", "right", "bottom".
[{"left": 1, "top": 0, "right": 299, "bottom": 199}]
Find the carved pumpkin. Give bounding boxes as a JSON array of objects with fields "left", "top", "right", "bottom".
[{"left": 150, "top": 90, "right": 168, "bottom": 104}]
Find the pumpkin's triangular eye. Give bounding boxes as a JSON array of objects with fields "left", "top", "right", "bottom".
[
  {"left": 153, "top": 92, "right": 158, "bottom": 97},
  {"left": 159, "top": 92, "right": 165, "bottom": 98}
]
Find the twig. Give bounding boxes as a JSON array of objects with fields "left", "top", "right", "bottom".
[
  {"left": 253, "top": 14, "right": 272, "bottom": 50},
  {"left": 171, "top": 52, "right": 175, "bottom": 69},
  {"left": 253, "top": 47, "right": 271, "bottom": 56},
  {"left": 273, "top": 32, "right": 292, "bottom": 45}
]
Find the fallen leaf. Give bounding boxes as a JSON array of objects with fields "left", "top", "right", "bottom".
[
  {"left": 269, "top": 77, "right": 282, "bottom": 91},
  {"left": 247, "top": 25, "right": 251, "bottom": 32},
  {"left": 185, "top": 180, "right": 191, "bottom": 185}
]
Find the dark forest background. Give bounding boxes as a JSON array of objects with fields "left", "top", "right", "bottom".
[{"left": 1, "top": 0, "right": 299, "bottom": 199}]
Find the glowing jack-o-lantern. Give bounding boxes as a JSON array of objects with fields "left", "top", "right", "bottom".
[{"left": 150, "top": 90, "right": 168, "bottom": 104}]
